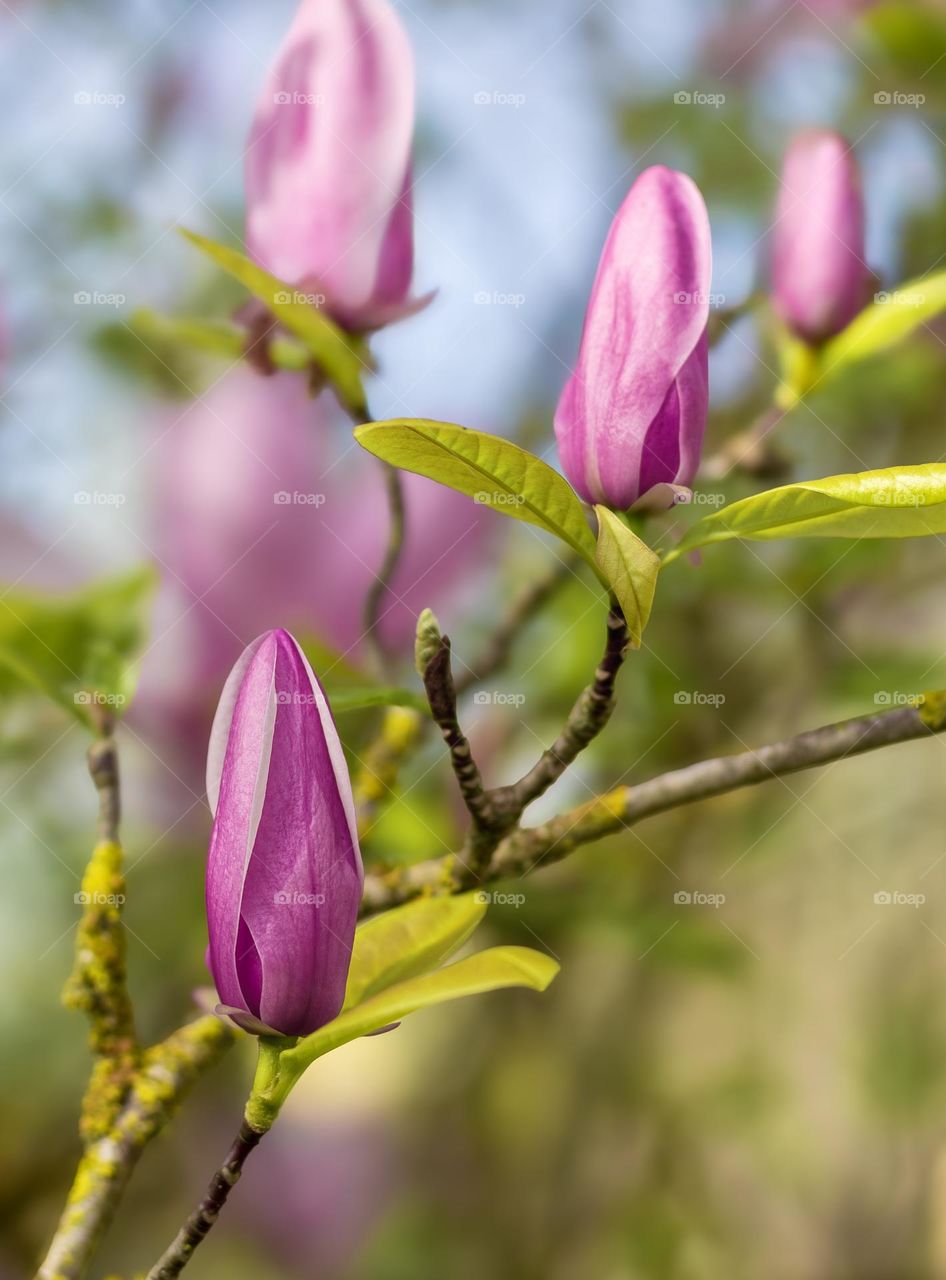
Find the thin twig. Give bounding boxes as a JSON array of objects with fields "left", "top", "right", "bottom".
[
  {"left": 363, "top": 460, "right": 406, "bottom": 673},
  {"left": 360, "top": 693, "right": 946, "bottom": 913},
  {"left": 497, "top": 603, "right": 628, "bottom": 811},
  {"left": 145, "top": 1120, "right": 265, "bottom": 1280}
]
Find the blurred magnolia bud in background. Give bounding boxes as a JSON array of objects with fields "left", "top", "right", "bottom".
[
  {"left": 245, "top": 0, "right": 424, "bottom": 332},
  {"left": 554, "top": 165, "right": 712, "bottom": 511},
  {"left": 771, "top": 129, "right": 869, "bottom": 345},
  {"left": 136, "top": 367, "right": 489, "bottom": 798}
]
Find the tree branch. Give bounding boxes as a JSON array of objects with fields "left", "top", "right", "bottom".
[
  {"left": 35, "top": 1016, "right": 234, "bottom": 1280},
  {"left": 63, "top": 731, "right": 138, "bottom": 1143},
  {"left": 361, "top": 693, "right": 946, "bottom": 913}
]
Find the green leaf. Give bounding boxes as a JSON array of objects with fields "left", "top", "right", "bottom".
[
  {"left": 130, "top": 308, "right": 311, "bottom": 372},
  {"left": 593, "top": 507, "right": 660, "bottom": 649},
  {"left": 664, "top": 464, "right": 946, "bottom": 562},
  {"left": 344, "top": 892, "right": 487, "bottom": 1009},
  {"left": 354, "top": 419, "right": 602, "bottom": 572},
  {"left": 283, "top": 945, "right": 559, "bottom": 1074},
  {"left": 0, "top": 567, "right": 158, "bottom": 727},
  {"left": 179, "top": 229, "right": 368, "bottom": 413},
  {"left": 329, "top": 686, "right": 430, "bottom": 715},
  {"left": 823, "top": 270, "right": 946, "bottom": 374}
]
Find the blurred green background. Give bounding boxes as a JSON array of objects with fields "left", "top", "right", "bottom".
[{"left": 5, "top": 1, "right": 946, "bottom": 1277}]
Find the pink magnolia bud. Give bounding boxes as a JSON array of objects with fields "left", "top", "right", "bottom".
[
  {"left": 245, "top": 0, "right": 420, "bottom": 332},
  {"left": 772, "top": 129, "right": 868, "bottom": 344},
  {"left": 206, "top": 629, "right": 363, "bottom": 1037},
  {"left": 554, "top": 166, "right": 713, "bottom": 511}
]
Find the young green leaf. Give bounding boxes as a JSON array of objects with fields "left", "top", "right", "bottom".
[
  {"left": 355, "top": 419, "right": 602, "bottom": 571},
  {"left": 593, "top": 507, "right": 660, "bottom": 648},
  {"left": 664, "top": 464, "right": 946, "bottom": 562},
  {"left": 823, "top": 269, "right": 946, "bottom": 373},
  {"left": 283, "top": 945, "right": 559, "bottom": 1074},
  {"left": 344, "top": 893, "right": 487, "bottom": 1009},
  {"left": 0, "top": 567, "right": 158, "bottom": 727},
  {"left": 179, "top": 228, "right": 368, "bottom": 413},
  {"left": 131, "top": 308, "right": 311, "bottom": 372}
]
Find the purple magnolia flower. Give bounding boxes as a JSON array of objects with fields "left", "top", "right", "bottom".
[
  {"left": 205, "top": 629, "right": 363, "bottom": 1037},
  {"left": 554, "top": 166, "right": 712, "bottom": 511},
  {"left": 772, "top": 129, "right": 868, "bottom": 344},
  {"left": 245, "top": 0, "right": 422, "bottom": 332}
]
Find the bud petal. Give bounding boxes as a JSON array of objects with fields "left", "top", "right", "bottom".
[
  {"left": 554, "top": 166, "right": 712, "bottom": 511},
  {"left": 206, "top": 629, "right": 363, "bottom": 1037},
  {"left": 245, "top": 0, "right": 418, "bottom": 331},
  {"left": 772, "top": 129, "right": 867, "bottom": 344}
]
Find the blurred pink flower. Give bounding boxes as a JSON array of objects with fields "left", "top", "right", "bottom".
[
  {"left": 138, "top": 368, "right": 489, "bottom": 790},
  {"left": 245, "top": 0, "right": 422, "bottom": 332},
  {"left": 772, "top": 129, "right": 868, "bottom": 345}
]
